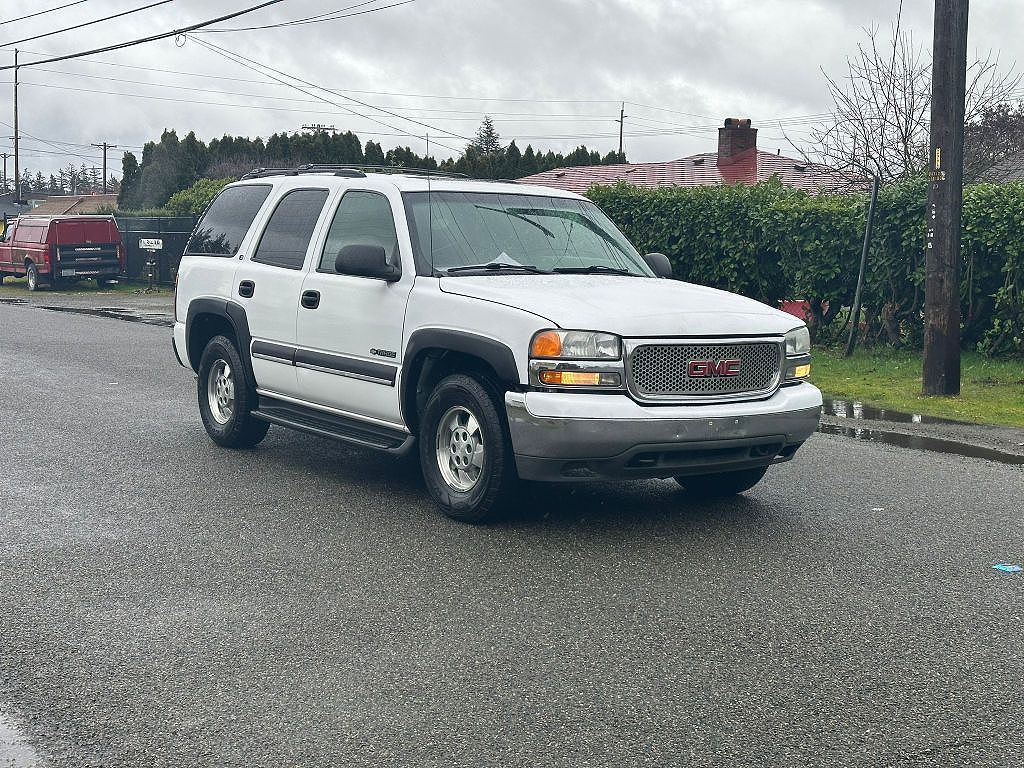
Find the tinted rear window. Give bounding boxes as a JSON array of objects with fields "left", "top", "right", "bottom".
[
  {"left": 251, "top": 189, "right": 330, "bottom": 270},
  {"left": 185, "top": 185, "right": 272, "bottom": 257}
]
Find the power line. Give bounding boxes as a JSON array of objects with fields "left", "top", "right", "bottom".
[
  {"left": 196, "top": 0, "right": 417, "bottom": 33},
  {"left": 0, "top": 0, "right": 90, "bottom": 27},
  {"left": 188, "top": 35, "right": 468, "bottom": 151},
  {"left": 0, "top": 0, "right": 177, "bottom": 48},
  {"left": 22, "top": 73, "right": 630, "bottom": 121},
  {"left": 0, "top": 0, "right": 288, "bottom": 71}
]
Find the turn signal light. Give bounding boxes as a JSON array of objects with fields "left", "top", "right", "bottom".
[
  {"left": 531, "top": 331, "right": 562, "bottom": 358},
  {"left": 790, "top": 364, "right": 812, "bottom": 379},
  {"left": 539, "top": 371, "right": 621, "bottom": 387}
]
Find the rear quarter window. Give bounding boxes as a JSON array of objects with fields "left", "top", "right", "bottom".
[
  {"left": 15, "top": 225, "right": 46, "bottom": 244},
  {"left": 185, "top": 184, "right": 272, "bottom": 257}
]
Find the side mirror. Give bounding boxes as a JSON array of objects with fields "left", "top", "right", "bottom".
[
  {"left": 335, "top": 244, "right": 401, "bottom": 282},
  {"left": 643, "top": 252, "right": 673, "bottom": 279}
]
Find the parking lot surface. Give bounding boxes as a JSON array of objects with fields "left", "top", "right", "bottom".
[{"left": 0, "top": 303, "right": 1022, "bottom": 767}]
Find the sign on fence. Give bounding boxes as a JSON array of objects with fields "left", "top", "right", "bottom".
[{"left": 139, "top": 238, "right": 164, "bottom": 250}]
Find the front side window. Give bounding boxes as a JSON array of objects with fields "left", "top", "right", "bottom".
[
  {"left": 185, "top": 184, "right": 272, "bottom": 257},
  {"left": 251, "top": 189, "right": 329, "bottom": 270},
  {"left": 318, "top": 191, "right": 399, "bottom": 274},
  {"left": 402, "top": 192, "right": 652, "bottom": 277}
]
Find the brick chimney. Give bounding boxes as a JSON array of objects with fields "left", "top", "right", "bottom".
[{"left": 717, "top": 118, "right": 757, "bottom": 165}]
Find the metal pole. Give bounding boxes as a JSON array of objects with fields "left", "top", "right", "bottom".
[
  {"left": 922, "top": 0, "right": 968, "bottom": 395},
  {"left": 845, "top": 175, "right": 880, "bottom": 357},
  {"left": 0, "top": 152, "right": 9, "bottom": 192}
]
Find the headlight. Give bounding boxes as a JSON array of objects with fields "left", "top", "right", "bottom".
[
  {"left": 785, "top": 327, "right": 811, "bottom": 356},
  {"left": 784, "top": 326, "right": 812, "bottom": 381},
  {"left": 530, "top": 330, "right": 622, "bottom": 360}
]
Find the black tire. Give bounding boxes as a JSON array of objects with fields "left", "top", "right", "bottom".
[
  {"left": 674, "top": 466, "right": 768, "bottom": 497},
  {"left": 197, "top": 335, "right": 270, "bottom": 449},
  {"left": 96, "top": 278, "right": 117, "bottom": 287},
  {"left": 25, "top": 262, "right": 40, "bottom": 291},
  {"left": 419, "top": 373, "right": 517, "bottom": 523}
]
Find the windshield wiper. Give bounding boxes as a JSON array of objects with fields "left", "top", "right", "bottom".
[
  {"left": 474, "top": 205, "right": 557, "bottom": 238},
  {"left": 552, "top": 265, "right": 638, "bottom": 276},
  {"left": 443, "top": 262, "right": 549, "bottom": 275}
]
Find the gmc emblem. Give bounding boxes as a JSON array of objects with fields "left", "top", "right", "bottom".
[{"left": 687, "top": 359, "right": 741, "bottom": 378}]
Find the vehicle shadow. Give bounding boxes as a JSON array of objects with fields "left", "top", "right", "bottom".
[{"left": 259, "top": 430, "right": 782, "bottom": 534}]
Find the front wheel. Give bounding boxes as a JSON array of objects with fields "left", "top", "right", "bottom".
[
  {"left": 419, "top": 374, "right": 516, "bottom": 523},
  {"left": 197, "top": 335, "right": 270, "bottom": 449},
  {"left": 674, "top": 466, "right": 768, "bottom": 497}
]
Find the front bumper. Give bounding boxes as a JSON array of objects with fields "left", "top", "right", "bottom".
[{"left": 505, "top": 383, "right": 823, "bottom": 481}]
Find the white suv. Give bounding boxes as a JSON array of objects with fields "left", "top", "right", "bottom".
[{"left": 173, "top": 167, "right": 822, "bottom": 522}]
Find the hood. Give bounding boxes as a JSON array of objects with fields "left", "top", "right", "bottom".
[{"left": 439, "top": 274, "right": 801, "bottom": 337}]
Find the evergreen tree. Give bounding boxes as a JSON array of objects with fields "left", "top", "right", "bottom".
[
  {"left": 503, "top": 140, "right": 522, "bottom": 179},
  {"left": 364, "top": 141, "right": 385, "bottom": 165},
  {"left": 471, "top": 116, "right": 503, "bottom": 157},
  {"left": 118, "top": 151, "right": 141, "bottom": 208},
  {"left": 520, "top": 145, "right": 539, "bottom": 177}
]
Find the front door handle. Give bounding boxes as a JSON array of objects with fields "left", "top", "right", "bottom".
[
  {"left": 238, "top": 280, "right": 255, "bottom": 298},
  {"left": 300, "top": 290, "right": 321, "bottom": 310}
]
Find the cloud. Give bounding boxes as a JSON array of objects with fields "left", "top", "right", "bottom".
[{"left": 2, "top": 0, "right": 1020, "bottom": 179}]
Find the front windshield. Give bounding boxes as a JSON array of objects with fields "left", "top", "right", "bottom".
[{"left": 403, "top": 191, "right": 653, "bottom": 276}]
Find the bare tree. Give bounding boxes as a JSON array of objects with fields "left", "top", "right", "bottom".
[{"left": 790, "top": 22, "right": 1021, "bottom": 183}]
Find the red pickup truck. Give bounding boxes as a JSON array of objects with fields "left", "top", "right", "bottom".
[{"left": 0, "top": 215, "right": 126, "bottom": 290}]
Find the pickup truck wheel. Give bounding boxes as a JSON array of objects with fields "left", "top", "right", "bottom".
[
  {"left": 674, "top": 466, "right": 768, "bottom": 497},
  {"left": 420, "top": 373, "right": 516, "bottom": 523},
  {"left": 197, "top": 335, "right": 270, "bottom": 449},
  {"left": 25, "top": 262, "right": 40, "bottom": 291}
]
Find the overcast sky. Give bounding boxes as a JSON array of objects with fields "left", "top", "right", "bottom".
[{"left": 1, "top": 0, "right": 1022, "bottom": 181}]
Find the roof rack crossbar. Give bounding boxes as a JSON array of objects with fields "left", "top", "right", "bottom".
[{"left": 240, "top": 164, "right": 468, "bottom": 180}]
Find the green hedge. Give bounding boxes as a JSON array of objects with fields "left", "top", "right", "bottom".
[{"left": 588, "top": 178, "right": 1024, "bottom": 357}]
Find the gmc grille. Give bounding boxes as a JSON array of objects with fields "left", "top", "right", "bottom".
[{"left": 627, "top": 341, "right": 783, "bottom": 399}]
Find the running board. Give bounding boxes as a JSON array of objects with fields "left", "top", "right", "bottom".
[{"left": 253, "top": 396, "right": 415, "bottom": 455}]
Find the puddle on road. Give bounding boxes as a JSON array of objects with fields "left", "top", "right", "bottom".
[
  {"left": 817, "top": 423, "right": 1024, "bottom": 466},
  {"left": 0, "top": 713, "right": 42, "bottom": 768},
  {"left": 38, "top": 305, "right": 173, "bottom": 328},
  {"left": 822, "top": 396, "right": 965, "bottom": 425}
]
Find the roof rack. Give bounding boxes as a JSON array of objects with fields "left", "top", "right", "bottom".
[{"left": 240, "top": 164, "right": 469, "bottom": 180}]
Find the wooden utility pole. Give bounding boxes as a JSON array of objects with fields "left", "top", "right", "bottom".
[
  {"left": 616, "top": 103, "right": 626, "bottom": 158},
  {"left": 12, "top": 49, "right": 19, "bottom": 203},
  {"left": 0, "top": 152, "right": 10, "bottom": 192},
  {"left": 922, "top": 0, "right": 969, "bottom": 396},
  {"left": 91, "top": 142, "right": 118, "bottom": 193}
]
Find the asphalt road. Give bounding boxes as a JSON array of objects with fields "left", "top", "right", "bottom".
[{"left": 0, "top": 303, "right": 1022, "bottom": 768}]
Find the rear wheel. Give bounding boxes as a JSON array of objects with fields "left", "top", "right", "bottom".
[
  {"left": 419, "top": 373, "right": 516, "bottom": 523},
  {"left": 96, "top": 277, "right": 117, "bottom": 287},
  {"left": 197, "top": 335, "right": 270, "bottom": 449},
  {"left": 674, "top": 466, "right": 768, "bottom": 497},
  {"left": 25, "top": 262, "right": 40, "bottom": 291}
]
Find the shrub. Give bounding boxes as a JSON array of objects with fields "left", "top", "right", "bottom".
[{"left": 588, "top": 178, "right": 1024, "bottom": 356}]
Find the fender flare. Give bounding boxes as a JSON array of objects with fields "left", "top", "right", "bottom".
[
  {"left": 184, "top": 298, "right": 254, "bottom": 383},
  {"left": 400, "top": 328, "right": 521, "bottom": 427}
]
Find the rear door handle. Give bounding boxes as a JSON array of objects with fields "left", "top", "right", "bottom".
[
  {"left": 300, "top": 290, "right": 321, "bottom": 310},
  {"left": 238, "top": 280, "right": 255, "bottom": 298}
]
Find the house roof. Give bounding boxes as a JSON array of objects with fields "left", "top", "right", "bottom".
[
  {"left": 518, "top": 149, "right": 858, "bottom": 195},
  {"left": 28, "top": 194, "right": 118, "bottom": 215},
  {"left": 978, "top": 152, "right": 1024, "bottom": 183}
]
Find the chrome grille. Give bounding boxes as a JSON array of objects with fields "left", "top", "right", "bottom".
[{"left": 628, "top": 341, "right": 783, "bottom": 398}]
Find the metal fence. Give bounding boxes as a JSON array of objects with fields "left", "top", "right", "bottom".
[{"left": 115, "top": 216, "right": 198, "bottom": 284}]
